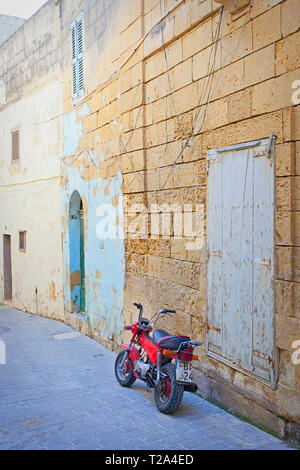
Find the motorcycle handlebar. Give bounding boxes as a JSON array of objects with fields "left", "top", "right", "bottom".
[
  {"left": 160, "top": 309, "right": 176, "bottom": 314},
  {"left": 133, "top": 303, "right": 143, "bottom": 323}
]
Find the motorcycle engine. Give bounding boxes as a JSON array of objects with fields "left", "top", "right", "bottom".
[{"left": 134, "top": 358, "right": 151, "bottom": 378}]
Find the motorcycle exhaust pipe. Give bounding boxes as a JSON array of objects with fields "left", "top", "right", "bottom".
[{"left": 184, "top": 383, "right": 198, "bottom": 393}]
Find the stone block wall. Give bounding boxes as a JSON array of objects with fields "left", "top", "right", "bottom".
[{"left": 1, "top": 0, "right": 299, "bottom": 445}]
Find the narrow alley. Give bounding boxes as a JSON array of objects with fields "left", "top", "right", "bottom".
[{"left": 0, "top": 307, "right": 292, "bottom": 450}]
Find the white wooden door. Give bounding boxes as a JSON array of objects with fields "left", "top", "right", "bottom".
[{"left": 206, "top": 137, "right": 276, "bottom": 387}]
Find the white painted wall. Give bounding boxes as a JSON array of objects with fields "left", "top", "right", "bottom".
[{"left": 0, "top": 79, "right": 65, "bottom": 319}]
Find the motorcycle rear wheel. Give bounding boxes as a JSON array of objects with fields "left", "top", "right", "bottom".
[
  {"left": 115, "top": 350, "right": 136, "bottom": 387},
  {"left": 154, "top": 363, "right": 184, "bottom": 415}
]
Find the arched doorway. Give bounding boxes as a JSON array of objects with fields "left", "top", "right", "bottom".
[{"left": 69, "top": 191, "right": 85, "bottom": 313}]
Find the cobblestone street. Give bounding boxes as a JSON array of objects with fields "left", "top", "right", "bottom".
[{"left": 0, "top": 307, "right": 293, "bottom": 450}]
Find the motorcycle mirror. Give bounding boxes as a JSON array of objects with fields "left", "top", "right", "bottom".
[{"left": 133, "top": 303, "right": 143, "bottom": 323}]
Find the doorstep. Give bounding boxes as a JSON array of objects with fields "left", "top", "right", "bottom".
[{"left": 70, "top": 312, "right": 89, "bottom": 335}]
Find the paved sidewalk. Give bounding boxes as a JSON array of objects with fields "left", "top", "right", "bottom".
[{"left": 0, "top": 307, "right": 293, "bottom": 450}]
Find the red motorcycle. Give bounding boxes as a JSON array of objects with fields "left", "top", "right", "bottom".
[{"left": 114, "top": 303, "right": 202, "bottom": 414}]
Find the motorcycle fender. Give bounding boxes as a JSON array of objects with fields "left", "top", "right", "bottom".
[{"left": 121, "top": 344, "right": 140, "bottom": 363}]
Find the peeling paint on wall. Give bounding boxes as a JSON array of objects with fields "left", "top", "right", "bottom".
[
  {"left": 61, "top": 107, "right": 125, "bottom": 340},
  {"left": 63, "top": 104, "right": 89, "bottom": 157}
]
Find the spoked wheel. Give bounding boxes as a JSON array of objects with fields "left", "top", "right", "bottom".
[
  {"left": 114, "top": 350, "right": 136, "bottom": 387},
  {"left": 154, "top": 363, "right": 184, "bottom": 414}
]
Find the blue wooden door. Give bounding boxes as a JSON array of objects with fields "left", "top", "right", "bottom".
[{"left": 206, "top": 137, "right": 276, "bottom": 387}]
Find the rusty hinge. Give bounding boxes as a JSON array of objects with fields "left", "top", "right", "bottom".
[
  {"left": 208, "top": 251, "right": 222, "bottom": 257},
  {"left": 254, "top": 257, "right": 274, "bottom": 277},
  {"left": 253, "top": 149, "right": 267, "bottom": 158},
  {"left": 206, "top": 322, "right": 221, "bottom": 334},
  {"left": 253, "top": 134, "right": 276, "bottom": 159},
  {"left": 266, "top": 133, "right": 276, "bottom": 159},
  {"left": 253, "top": 350, "right": 268, "bottom": 360},
  {"left": 254, "top": 257, "right": 271, "bottom": 267},
  {"left": 267, "top": 355, "right": 274, "bottom": 369},
  {"left": 253, "top": 350, "right": 274, "bottom": 368}
]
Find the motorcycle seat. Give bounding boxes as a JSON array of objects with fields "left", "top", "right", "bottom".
[{"left": 153, "top": 329, "right": 190, "bottom": 350}]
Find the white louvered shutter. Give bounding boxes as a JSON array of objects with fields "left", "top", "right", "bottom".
[
  {"left": 77, "top": 16, "right": 84, "bottom": 94},
  {"left": 71, "top": 14, "right": 85, "bottom": 98},
  {"left": 71, "top": 24, "right": 77, "bottom": 98}
]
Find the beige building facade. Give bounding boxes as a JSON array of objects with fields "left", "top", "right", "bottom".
[
  {"left": 0, "top": 2, "right": 65, "bottom": 320},
  {"left": 0, "top": 0, "right": 299, "bottom": 446}
]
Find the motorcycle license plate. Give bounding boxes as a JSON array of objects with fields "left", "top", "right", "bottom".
[{"left": 176, "top": 360, "right": 193, "bottom": 382}]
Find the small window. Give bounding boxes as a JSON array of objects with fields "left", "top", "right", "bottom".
[
  {"left": 19, "top": 231, "right": 26, "bottom": 252},
  {"left": 71, "top": 13, "right": 85, "bottom": 99},
  {"left": 12, "top": 130, "right": 19, "bottom": 162}
]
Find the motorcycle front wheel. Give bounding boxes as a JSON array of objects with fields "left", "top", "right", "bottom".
[
  {"left": 115, "top": 350, "right": 136, "bottom": 387},
  {"left": 154, "top": 363, "right": 184, "bottom": 415}
]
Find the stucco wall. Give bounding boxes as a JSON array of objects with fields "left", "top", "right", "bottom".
[{"left": 0, "top": 15, "right": 25, "bottom": 46}]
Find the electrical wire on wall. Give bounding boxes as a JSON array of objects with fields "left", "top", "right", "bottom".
[
  {"left": 73, "top": 0, "right": 186, "bottom": 107},
  {"left": 104, "top": 3, "right": 225, "bottom": 196},
  {"left": 119, "top": 1, "right": 224, "bottom": 188},
  {"left": 25, "top": 2, "right": 187, "bottom": 125},
  {"left": 59, "top": 0, "right": 222, "bottom": 195},
  {"left": 146, "top": 3, "right": 225, "bottom": 206},
  {"left": 0, "top": 176, "right": 59, "bottom": 193},
  {"left": 38, "top": 1, "right": 224, "bottom": 193},
  {"left": 35, "top": 1, "right": 252, "bottom": 202},
  {"left": 123, "top": 0, "right": 253, "bottom": 203}
]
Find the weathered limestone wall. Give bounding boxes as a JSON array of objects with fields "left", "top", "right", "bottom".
[
  {"left": 0, "top": 0, "right": 65, "bottom": 319},
  {"left": 60, "top": 0, "right": 126, "bottom": 346},
  {"left": 112, "top": 0, "right": 299, "bottom": 443},
  {"left": 0, "top": 0, "right": 299, "bottom": 446},
  {"left": 59, "top": 0, "right": 300, "bottom": 441}
]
